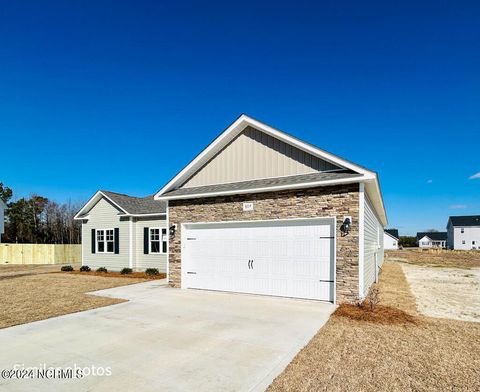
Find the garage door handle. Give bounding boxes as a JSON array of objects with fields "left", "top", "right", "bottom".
[{"left": 319, "top": 279, "right": 333, "bottom": 283}]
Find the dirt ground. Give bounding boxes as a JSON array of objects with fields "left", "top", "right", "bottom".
[
  {"left": 402, "top": 263, "right": 480, "bottom": 322},
  {"left": 386, "top": 248, "right": 480, "bottom": 268},
  {"left": 268, "top": 262, "right": 480, "bottom": 392},
  {"left": 0, "top": 273, "right": 146, "bottom": 329}
]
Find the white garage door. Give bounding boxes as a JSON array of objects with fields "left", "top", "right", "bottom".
[{"left": 182, "top": 218, "right": 335, "bottom": 302}]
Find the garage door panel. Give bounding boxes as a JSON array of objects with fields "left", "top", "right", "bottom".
[{"left": 183, "top": 219, "right": 335, "bottom": 302}]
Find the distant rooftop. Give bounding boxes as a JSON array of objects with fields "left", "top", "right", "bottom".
[
  {"left": 448, "top": 215, "right": 480, "bottom": 227},
  {"left": 416, "top": 232, "right": 447, "bottom": 241},
  {"left": 385, "top": 229, "right": 399, "bottom": 239}
]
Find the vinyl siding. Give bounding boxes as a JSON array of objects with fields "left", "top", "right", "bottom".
[
  {"left": 182, "top": 126, "right": 340, "bottom": 188},
  {"left": 81, "top": 198, "right": 130, "bottom": 271},
  {"left": 363, "top": 194, "right": 384, "bottom": 297},
  {"left": 134, "top": 217, "right": 168, "bottom": 272},
  {"left": 452, "top": 226, "right": 480, "bottom": 250},
  {"left": 383, "top": 232, "right": 398, "bottom": 249}
]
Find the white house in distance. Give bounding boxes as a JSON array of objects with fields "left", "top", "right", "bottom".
[
  {"left": 447, "top": 215, "right": 480, "bottom": 250},
  {"left": 383, "top": 229, "right": 399, "bottom": 250},
  {"left": 0, "top": 199, "right": 5, "bottom": 243},
  {"left": 75, "top": 114, "right": 387, "bottom": 304},
  {"left": 416, "top": 232, "right": 447, "bottom": 248}
]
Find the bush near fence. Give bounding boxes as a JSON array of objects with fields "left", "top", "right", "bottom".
[{"left": 0, "top": 244, "right": 81, "bottom": 265}]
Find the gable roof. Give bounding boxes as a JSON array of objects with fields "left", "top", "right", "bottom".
[
  {"left": 416, "top": 232, "right": 447, "bottom": 241},
  {"left": 448, "top": 215, "right": 480, "bottom": 227},
  {"left": 74, "top": 190, "right": 166, "bottom": 219},
  {"left": 154, "top": 114, "right": 387, "bottom": 225},
  {"left": 385, "top": 229, "right": 399, "bottom": 239}
]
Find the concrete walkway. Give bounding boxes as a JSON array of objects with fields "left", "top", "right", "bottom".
[{"left": 0, "top": 281, "right": 334, "bottom": 392}]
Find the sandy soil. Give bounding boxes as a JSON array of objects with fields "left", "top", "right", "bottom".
[{"left": 402, "top": 263, "right": 480, "bottom": 323}]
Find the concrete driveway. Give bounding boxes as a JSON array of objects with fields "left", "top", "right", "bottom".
[{"left": 0, "top": 281, "right": 334, "bottom": 392}]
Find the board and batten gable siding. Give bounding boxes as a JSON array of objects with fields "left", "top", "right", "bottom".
[
  {"left": 181, "top": 126, "right": 340, "bottom": 188},
  {"left": 363, "top": 193, "right": 384, "bottom": 297},
  {"left": 81, "top": 197, "right": 130, "bottom": 271},
  {"left": 134, "top": 217, "right": 168, "bottom": 272}
]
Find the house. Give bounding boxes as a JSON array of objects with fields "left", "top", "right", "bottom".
[
  {"left": 76, "top": 114, "right": 387, "bottom": 303},
  {"left": 384, "top": 229, "right": 399, "bottom": 250},
  {"left": 0, "top": 199, "right": 5, "bottom": 243},
  {"left": 416, "top": 232, "right": 447, "bottom": 248},
  {"left": 74, "top": 191, "right": 167, "bottom": 272},
  {"left": 447, "top": 215, "right": 480, "bottom": 250}
]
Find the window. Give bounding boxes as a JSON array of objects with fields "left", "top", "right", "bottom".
[
  {"left": 96, "top": 229, "right": 114, "bottom": 253},
  {"left": 462, "top": 240, "right": 466, "bottom": 245},
  {"left": 106, "top": 229, "right": 114, "bottom": 253},
  {"left": 461, "top": 228, "right": 465, "bottom": 234},
  {"left": 149, "top": 228, "right": 167, "bottom": 254},
  {"left": 473, "top": 241, "right": 476, "bottom": 245}
]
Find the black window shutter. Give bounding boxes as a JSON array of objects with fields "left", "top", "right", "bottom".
[
  {"left": 144, "top": 227, "right": 149, "bottom": 254},
  {"left": 114, "top": 228, "right": 120, "bottom": 254},
  {"left": 91, "top": 229, "right": 96, "bottom": 254}
]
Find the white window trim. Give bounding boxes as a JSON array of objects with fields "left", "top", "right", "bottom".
[
  {"left": 96, "top": 228, "right": 115, "bottom": 254},
  {"left": 149, "top": 227, "right": 167, "bottom": 254}
]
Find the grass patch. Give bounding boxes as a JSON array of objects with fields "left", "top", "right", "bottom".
[
  {"left": 0, "top": 273, "right": 146, "bottom": 329},
  {"left": 386, "top": 248, "right": 480, "bottom": 269},
  {"left": 268, "top": 262, "right": 480, "bottom": 392}
]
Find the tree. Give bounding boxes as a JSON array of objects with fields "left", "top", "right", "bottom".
[
  {"left": 0, "top": 182, "right": 12, "bottom": 204},
  {"left": 1, "top": 181, "right": 82, "bottom": 244},
  {"left": 399, "top": 236, "right": 417, "bottom": 247}
]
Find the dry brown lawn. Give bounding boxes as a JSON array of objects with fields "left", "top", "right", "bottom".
[
  {"left": 0, "top": 273, "right": 146, "bottom": 329},
  {"left": 60, "top": 270, "right": 166, "bottom": 280},
  {"left": 0, "top": 264, "right": 78, "bottom": 275},
  {"left": 386, "top": 248, "right": 480, "bottom": 268},
  {"left": 268, "top": 262, "right": 480, "bottom": 392}
]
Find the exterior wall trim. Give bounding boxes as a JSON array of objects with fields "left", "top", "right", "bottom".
[
  {"left": 358, "top": 182, "right": 365, "bottom": 298},
  {"left": 129, "top": 218, "right": 133, "bottom": 268}
]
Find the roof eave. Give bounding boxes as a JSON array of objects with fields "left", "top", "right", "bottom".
[{"left": 156, "top": 176, "right": 366, "bottom": 201}]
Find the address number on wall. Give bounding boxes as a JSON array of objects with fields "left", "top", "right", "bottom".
[{"left": 243, "top": 202, "right": 254, "bottom": 211}]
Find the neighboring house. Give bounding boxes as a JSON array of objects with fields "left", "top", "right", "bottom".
[
  {"left": 447, "top": 215, "right": 480, "bottom": 250},
  {"left": 416, "top": 232, "right": 447, "bottom": 248},
  {"left": 76, "top": 114, "right": 387, "bottom": 303},
  {"left": 74, "top": 191, "right": 167, "bottom": 272},
  {"left": 384, "top": 229, "right": 399, "bottom": 250},
  {"left": 0, "top": 199, "right": 5, "bottom": 243}
]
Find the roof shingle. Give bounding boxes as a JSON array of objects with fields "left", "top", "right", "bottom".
[
  {"left": 101, "top": 191, "right": 166, "bottom": 214},
  {"left": 161, "top": 171, "right": 361, "bottom": 198},
  {"left": 449, "top": 215, "right": 480, "bottom": 227},
  {"left": 416, "top": 232, "right": 447, "bottom": 241}
]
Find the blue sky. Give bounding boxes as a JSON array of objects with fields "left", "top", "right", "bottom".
[{"left": 1, "top": 1, "right": 479, "bottom": 235}]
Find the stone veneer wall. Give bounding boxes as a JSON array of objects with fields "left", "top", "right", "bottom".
[{"left": 168, "top": 184, "right": 360, "bottom": 302}]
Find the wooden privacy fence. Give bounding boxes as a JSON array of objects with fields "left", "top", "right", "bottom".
[{"left": 0, "top": 244, "right": 81, "bottom": 265}]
